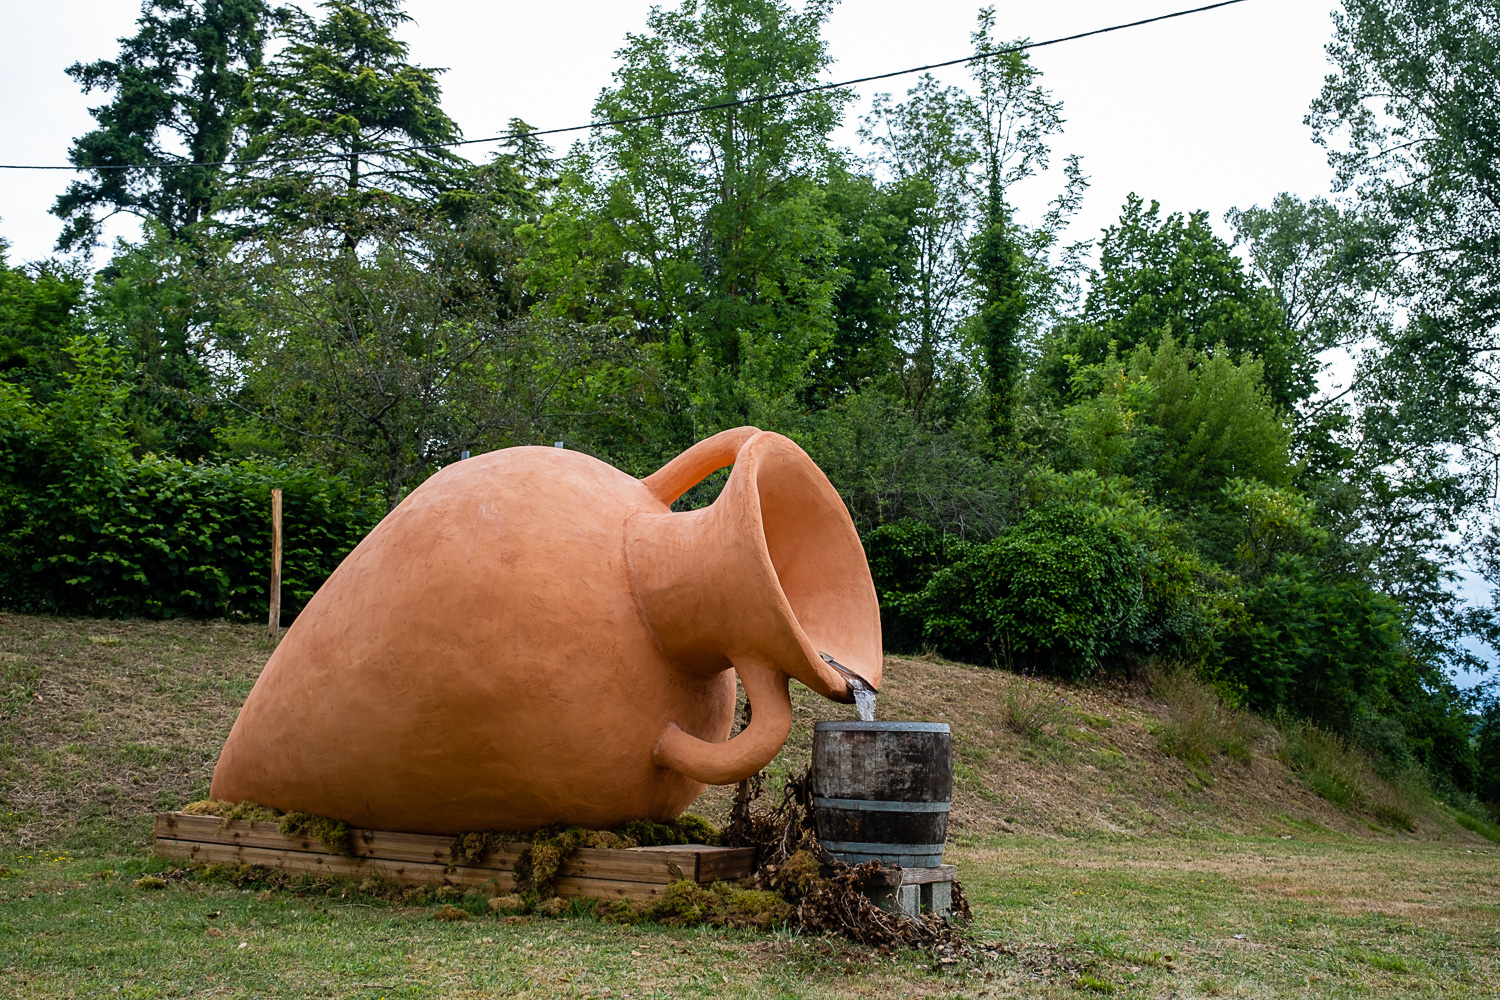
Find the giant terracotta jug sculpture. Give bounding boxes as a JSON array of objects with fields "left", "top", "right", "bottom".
[{"left": 211, "top": 427, "right": 882, "bottom": 834}]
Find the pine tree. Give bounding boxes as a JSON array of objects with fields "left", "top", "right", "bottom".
[
  {"left": 225, "top": 0, "right": 464, "bottom": 244},
  {"left": 51, "top": 0, "right": 270, "bottom": 252}
]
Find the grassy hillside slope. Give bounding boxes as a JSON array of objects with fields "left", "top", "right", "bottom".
[{"left": 0, "top": 612, "right": 1484, "bottom": 852}]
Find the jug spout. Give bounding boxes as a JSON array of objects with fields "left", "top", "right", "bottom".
[{"left": 627, "top": 429, "right": 882, "bottom": 785}]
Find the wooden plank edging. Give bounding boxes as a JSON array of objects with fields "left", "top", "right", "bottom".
[
  {"left": 858, "top": 863, "right": 957, "bottom": 887},
  {"left": 153, "top": 838, "right": 515, "bottom": 889},
  {"left": 151, "top": 812, "right": 756, "bottom": 889},
  {"left": 155, "top": 813, "right": 527, "bottom": 867}
]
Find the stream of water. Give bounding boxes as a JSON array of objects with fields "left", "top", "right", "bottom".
[{"left": 819, "top": 652, "right": 877, "bottom": 722}]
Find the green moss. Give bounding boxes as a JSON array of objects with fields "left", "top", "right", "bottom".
[
  {"left": 643, "top": 879, "right": 719, "bottom": 924},
  {"left": 621, "top": 813, "right": 720, "bottom": 847},
  {"left": 492, "top": 816, "right": 722, "bottom": 899},
  {"left": 180, "top": 799, "right": 282, "bottom": 823},
  {"left": 776, "top": 850, "right": 824, "bottom": 898},
  {"left": 488, "top": 893, "right": 525, "bottom": 914},
  {"left": 612, "top": 880, "right": 792, "bottom": 930},
  {"left": 723, "top": 888, "right": 794, "bottom": 929},
  {"left": 596, "top": 899, "right": 640, "bottom": 924},
  {"left": 451, "top": 830, "right": 511, "bottom": 867},
  {"left": 278, "top": 811, "right": 355, "bottom": 857},
  {"left": 514, "top": 826, "right": 629, "bottom": 897}
]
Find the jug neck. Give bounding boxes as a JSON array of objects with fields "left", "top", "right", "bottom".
[
  {"left": 626, "top": 429, "right": 884, "bottom": 786},
  {"left": 626, "top": 498, "right": 816, "bottom": 686}
]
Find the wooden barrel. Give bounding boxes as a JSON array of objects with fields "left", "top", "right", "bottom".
[{"left": 810, "top": 721, "right": 952, "bottom": 867}]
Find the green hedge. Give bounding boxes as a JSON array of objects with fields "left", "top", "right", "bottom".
[
  {"left": 0, "top": 341, "right": 381, "bottom": 619},
  {"left": 0, "top": 456, "right": 380, "bottom": 619}
]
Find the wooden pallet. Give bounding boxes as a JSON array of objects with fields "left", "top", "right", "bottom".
[
  {"left": 152, "top": 812, "right": 755, "bottom": 902},
  {"left": 858, "top": 863, "right": 958, "bottom": 919}
]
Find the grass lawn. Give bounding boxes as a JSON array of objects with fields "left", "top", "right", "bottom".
[
  {"left": 2, "top": 832, "right": 1496, "bottom": 998},
  {"left": 3, "top": 614, "right": 1497, "bottom": 997}
]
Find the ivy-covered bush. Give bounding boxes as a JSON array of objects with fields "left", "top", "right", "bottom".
[{"left": 0, "top": 336, "right": 380, "bottom": 619}]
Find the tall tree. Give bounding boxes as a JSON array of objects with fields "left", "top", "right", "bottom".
[
  {"left": 1227, "top": 193, "right": 1391, "bottom": 362},
  {"left": 579, "top": 0, "right": 848, "bottom": 433},
  {"left": 210, "top": 214, "right": 599, "bottom": 508},
  {"left": 970, "top": 202, "right": 1028, "bottom": 442},
  {"left": 91, "top": 232, "right": 225, "bottom": 459},
  {"left": 51, "top": 0, "right": 270, "bottom": 252},
  {"left": 226, "top": 0, "right": 464, "bottom": 244},
  {"left": 1049, "top": 195, "right": 1312, "bottom": 411},
  {"left": 805, "top": 164, "right": 913, "bottom": 408},
  {"left": 1309, "top": 0, "right": 1500, "bottom": 417},
  {"left": 1307, "top": 0, "right": 1500, "bottom": 523},
  {"left": 861, "top": 75, "right": 980, "bottom": 419},
  {"left": 0, "top": 240, "right": 86, "bottom": 400},
  {"left": 1300, "top": 1, "right": 1500, "bottom": 671},
  {"left": 1224, "top": 194, "right": 1469, "bottom": 626},
  {"left": 966, "top": 8, "right": 1079, "bottom": 443}
]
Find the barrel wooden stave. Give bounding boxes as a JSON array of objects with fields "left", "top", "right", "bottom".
[{"left": 811, "top": 721, "right": 951, "bottom": 867}]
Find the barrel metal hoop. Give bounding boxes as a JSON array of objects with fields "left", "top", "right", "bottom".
[
  {"left": 813, "top": 721, "right": 951, "bottom": 734},
  {"left": 813, "top": 796, "right": 950, "bottom": 813},
  {"left": 818, "top": 839, "right": 947, "bottom": 854}
]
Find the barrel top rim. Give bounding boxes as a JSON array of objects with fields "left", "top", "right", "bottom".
[{"left": 813, "top": 721, "right": 951, "bottom": 733}]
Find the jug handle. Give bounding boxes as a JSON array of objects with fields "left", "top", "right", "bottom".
[
  {"left": 641, "top": 426, "right": 761, "bottom": 506},
  {"left": 653, "top": 654, "right": 791, "bottom": 785}
]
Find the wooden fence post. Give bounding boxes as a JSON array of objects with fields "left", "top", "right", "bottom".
[{"left": 269, "top": 488, "right": 283, "bottom": 641}]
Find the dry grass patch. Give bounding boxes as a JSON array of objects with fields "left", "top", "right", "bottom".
[
  {"left": 2, "top": 613, "right": 1489, "bottom": 855},
  {"left": 692, "top": 653, "right": 1447, "bottom": 844},
  {"left": 1145, "top": 664, "right": 1270, "bottom": 766},
  {"left": 0, "top": 613, "right": 269, "bottom": 852},
  {"left": 1277, "top": 718, "right": 1433, "bottom": 832}
]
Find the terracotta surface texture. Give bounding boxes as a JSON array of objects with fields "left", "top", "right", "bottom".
[{"left": 210, "top": 428, "right": 882, "bottom": 834}]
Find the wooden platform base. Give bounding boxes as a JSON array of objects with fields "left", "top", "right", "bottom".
[
  {"left": 152, "top": 812, "right": 754, "bottom": 902},
  {"left": 858, "top": 863, "right": 958, "bottom": 919}
]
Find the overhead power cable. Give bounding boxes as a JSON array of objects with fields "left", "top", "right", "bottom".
[{"left": 0, "top": 0, "right": 1249, "bottom": 172}]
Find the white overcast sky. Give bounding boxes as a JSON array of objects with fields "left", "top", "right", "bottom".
[{"left": 3, "top": 1, "right": 1492, "bottom": 685}]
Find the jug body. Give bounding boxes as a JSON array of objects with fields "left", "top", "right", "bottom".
[{"left": 211, "top": 430, "right": 882, "bottom": 834}]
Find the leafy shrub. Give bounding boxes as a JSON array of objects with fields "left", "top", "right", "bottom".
[
  {"left": 0, "top": 337, "right": 380, "bottom": 619},
  {"left": 912, "top": 501, "right": 1145, "bottom": 676},
  {"left": 0, "top": 455, "right": 379, "bottom": 620},
  {"left": 1221, "top": 558, "right": 1406, "bottom": 731},
  {"left": 862, "top": 470, "right": 1217, "bottom": 678},
  {"left": 863, "top": 519, "right": 972, "bottom": 653},
  {"left": 910, "top": 481, "right": 1216, "bottom": 677},
  {"left": 1478, "top": 700, "right": 1500, "bottom": 809}
]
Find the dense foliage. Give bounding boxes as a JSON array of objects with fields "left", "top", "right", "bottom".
[
  {"left": 0, "top": 337, "right": 379, "bottom": 619},
  {"left": 6, "top": 0, "right": 1497, "bottom": 807}
]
